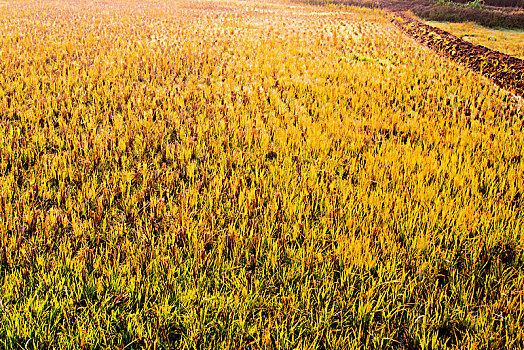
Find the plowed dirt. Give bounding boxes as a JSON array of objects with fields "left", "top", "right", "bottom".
[{"left": 392, "top": 13, "right": 524, "bottom": 96}]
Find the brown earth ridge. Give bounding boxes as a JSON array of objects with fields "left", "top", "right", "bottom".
[
  {"left": 308, "top": 0, "right": 524, "bottom": 95},
  {"left": 391, "top": 13, "right": 524, "bottom": 97}
]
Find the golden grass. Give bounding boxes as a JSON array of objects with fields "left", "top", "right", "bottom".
[
  {"left": 427, "top": 21, "right": 524, "bottom": 59},
  {"left": 0, "top": 0, "right": 523, "bottom": 348}
]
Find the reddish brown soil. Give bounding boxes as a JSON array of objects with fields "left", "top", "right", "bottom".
[
  {"left": 391, "top": 13, "right": 524, "bottom": 96},
  {"left": 318, "top": 0, "right": 524, "bottom": 95}
]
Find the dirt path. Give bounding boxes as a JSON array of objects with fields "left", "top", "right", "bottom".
[{"left": 391, "top": 13, "right": 524, "bottom": 96}]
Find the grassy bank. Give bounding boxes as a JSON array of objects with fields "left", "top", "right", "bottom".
[
  {"left": 426, "top": 21, "right": 524, "bottom": 59},
  {"left": 301, "top": 0, "right": 524, "bottom": 29}
]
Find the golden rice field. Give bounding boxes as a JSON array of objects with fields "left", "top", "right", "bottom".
[
  {"left": 0, "top": 0, "right": 523, "bottom": 348},
  {"left": 427, "top": 21, "right": 524, "bottom": 60}
]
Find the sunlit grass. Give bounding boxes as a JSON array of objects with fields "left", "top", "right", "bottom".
[
  {"left": 427, "top": 20, "right": 524, "bottom": 59},
  {"left": 0, "top": 0, "right": 523, "bottom": 348}
]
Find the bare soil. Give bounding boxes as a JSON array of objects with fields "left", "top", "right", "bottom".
[
  {"left": 392, "top": 13, "right": 524, "bottom": 96},
  {"left": 324, "top": 0, "right": 524, "bottom": 95}
]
